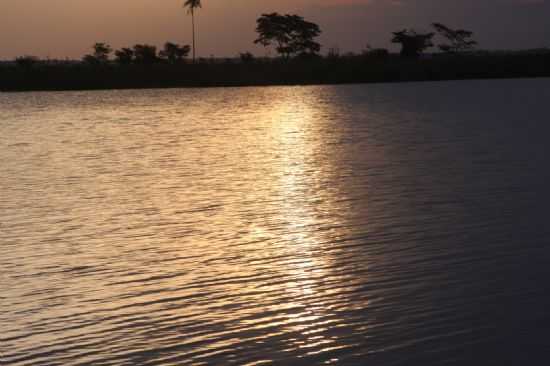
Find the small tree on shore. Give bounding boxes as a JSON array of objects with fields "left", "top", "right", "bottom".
[
  {"left": 432, "top": 23, "right": 477, "bottom": 53},
  {"left": 83, "top": 43, "right": 112, "bottom": 65},
  {"left": 254, "top": 13, "right": 321, "bottom": 58},
  {"left": 391, "top": 30, "right": 434, "bottom": 57},
  {"left": 159, "top": 42, "right": 191, "bottom": 63},
  {"left": 114, "top": 48, "right": 134, "bottom": 65},
  {"left": 239, "top": 52, "right": 255, "bottom": 63},
  {"left": 133, "top": 44, "right": 158, "bottom": 64},
  {"left": 362, "top": 45, "right": 389, "bottom": 59},
  {"left": 15, "top": 56, "right": 40, "bottom": 69}
]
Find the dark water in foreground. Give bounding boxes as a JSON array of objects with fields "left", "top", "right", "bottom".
[{"left": 2, "top": 79, "right": 550, "bottom": 365}]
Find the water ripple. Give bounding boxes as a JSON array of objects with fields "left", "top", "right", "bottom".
[{"left": 2, "top": 79, "right": 550, "bottom": 365}]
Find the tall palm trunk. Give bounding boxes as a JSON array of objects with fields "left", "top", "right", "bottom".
[
  {"left": 191, "top": 9, "right": 196, "bottom": 63},
  {"left": 184, "top": 0, "right": 201, "bottom": 63}
]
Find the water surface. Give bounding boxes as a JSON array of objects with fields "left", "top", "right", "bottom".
[{"left": 2, "top": 79, "right": 550, "bottom": 365}]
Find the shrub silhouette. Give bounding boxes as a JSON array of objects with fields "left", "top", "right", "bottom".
[
  {"left": 83, "top": 43, "right": 112, "bottom": 65},
  {"left": 363, "top": 45, "right": 390, "bottom": 59},
  {"left": 133, "top": 44, "right": 158, "bottom": 64},
  {"left": 159, "top": 42, "right": 191, "bottom": 64},
  {"left": 115, "top": 48, "right": 134, "bottom": 65},
  {"left": 392, "top": 30, "right": 434, "bottom": 57},
  {"left": 15, "top": 56, "right": 40, "bottom": 69},
  {"left": 239, "top": 52, "right": 255, "bottom": 63}
]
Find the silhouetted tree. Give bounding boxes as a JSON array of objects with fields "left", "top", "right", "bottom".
[
  {"left": 239, "top": 52, "right": 255, "bottom": 63},
  {"left": 15, "top": 56, "right": 40, "bottom": 69},
  {"left": 114, "top": 48, "right": 134, "bottom": 65},
  {"left": 432, "top": 23, "right": 477, "bottom": 53},
  {"left": 254, "top": 13, "right": 321, "bottom": 58},
  {"left": 83, "top": 43, "right": 112, "bottom": 65},
  {"left": 391, "top": 30, "right": 434, "bottom": 57},
  {"left": 184, "top": 0, "right": 202, "bottom": 63},
  {"left": 362, "top": 45, "right": 390, "bottom": 59},
  {"left": 159, "top": 42, "right": 191, "bottom": 63},
  {"left": 133, "top": 44, "right": 158, "bottom": 64}
]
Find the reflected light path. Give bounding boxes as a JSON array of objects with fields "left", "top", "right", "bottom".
[
  {"left": 1, "top": 86, "right": 373, "bottom": 365},
  {"left": 172, "top": 87, "right": 373, "bottom": 363}
]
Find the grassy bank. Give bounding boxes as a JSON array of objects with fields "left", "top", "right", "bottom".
[{"left": 1, "top": 53, "right": 549, "bottom": 92}]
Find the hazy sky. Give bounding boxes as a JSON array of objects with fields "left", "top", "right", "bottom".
[{"left": 1, "top": 0, "right": 549, "bottom": 59}]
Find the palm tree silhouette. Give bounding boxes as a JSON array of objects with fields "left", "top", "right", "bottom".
[{"left": 184, "top": 0, "right": 202, "bottom": 63}]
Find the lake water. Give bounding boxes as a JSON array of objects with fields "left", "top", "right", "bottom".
[{"left": 2, "top": 79, "right": 550, "bottom": 365}]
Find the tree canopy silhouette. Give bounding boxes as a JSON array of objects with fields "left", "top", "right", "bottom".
[
  {"left": 184, "top": 0, "right": 202, "bottom": 63},
  {"left": 432, "top": 23, "right": 477, "bottom": 53},
  {"left": 363, "top": 45, "right": 390, "bottom": 59},
  {"left": 159, "top": 42, "right": 191, "bottom": 63},
  {"left": 83, "top": 43, "right": 112, "bottom": 65},
  {"left": 391, "top": 30, "right": 434, "bottom": 57},
  {"left": 133, "top": 44, "right": 158, "bottom": 64},
  {"left": 254, "top": 13, "right": 321, "bottom": 58},
  {"left": 239, "top": 52, "right": 255, "bottom": 64},
  {"left": 114, "top": 48, "right": 134, "bottom": 65},
  {"left": 15, "top": 56, "right": 40, "bottom": 69}
]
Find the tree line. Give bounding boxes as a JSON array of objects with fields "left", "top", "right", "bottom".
[
  {"left": 178, "top": 0, "right": 477, "bottom": 60},
  {"left": 82, "top": 42, "right": 191, "bottom": 65},
  {"left": 13, "top": 10, "right": 479, "bottom": 68},
  {"left": 391, "top": 23, "right": 477, "bottom": 57},
  {"left": 254, "top": 15, "right": 477, "bottom": 59}
]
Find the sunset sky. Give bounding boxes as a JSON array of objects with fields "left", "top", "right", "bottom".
[{"left": 1, "top": 0, "right": 549, "bottom": 59}]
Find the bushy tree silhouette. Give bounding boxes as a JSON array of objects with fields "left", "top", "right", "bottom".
[
  {"left": 255, "top": 13, "right": 321, "bottom": 58},
  {"left": 133, "top": 44, "right": 158, "bottom": 64},
  {"left": 239, "top": 52, "right": 255, "bottom": 63},
  {"left": 114, "top": 48, "right": 134, "bottom": 65},
  {"left": 15, "top": 56, "right": 40, "bottom": 69},
  {"left": 159, "top": 42, "right": 191, "bottom": 63},
  {"left": 392, "top": 30, "right": 434, "bottom": 57},
  {"left": 432, "top": 23, "right": 477, "bottom": 53},
  {"left": 83, "top": 43, "right": 112, "bottom": 65},
  {"left": 363, "top": 45, "right": 389, "bottom": 59}
]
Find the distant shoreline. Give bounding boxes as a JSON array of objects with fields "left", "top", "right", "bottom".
[
  {"left": 3, "top": 76, "right": 550, "bottom": 94},
  {"left": 2, "top": 53, "right": 549, "bottom": 92}
]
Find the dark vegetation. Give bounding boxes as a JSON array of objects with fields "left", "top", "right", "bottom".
[
  {"left": 1, "top": 16, "right": 549, "bottom": 92},
  {"left": 254, "top": 13, "right": 322, "bottom": 58}
]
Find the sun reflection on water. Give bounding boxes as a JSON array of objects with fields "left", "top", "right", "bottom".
[
  {"left": 240, "top": 87, "right": 363, "bottom": 358},
  {"left": 2, "top": 86, "right": 373, "bottom": 365}
]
